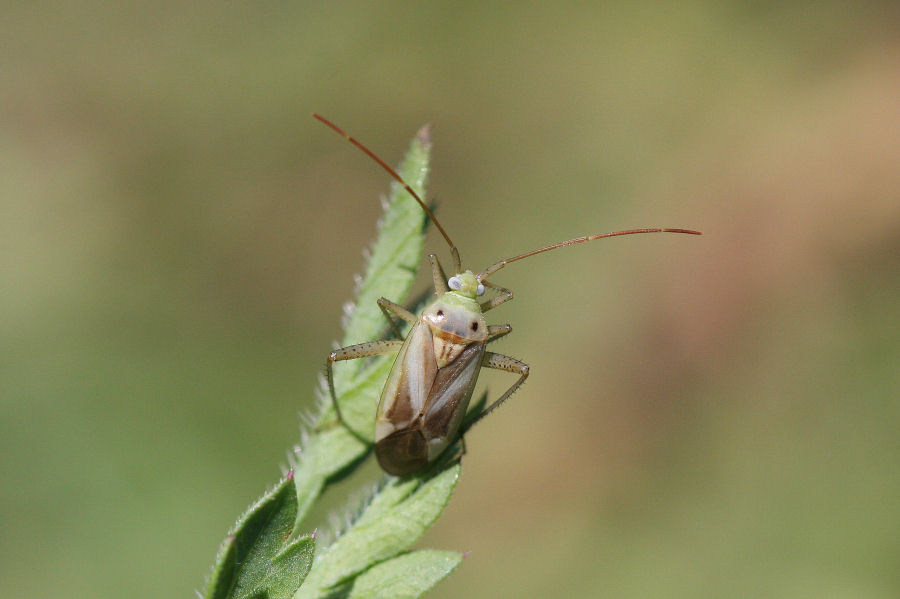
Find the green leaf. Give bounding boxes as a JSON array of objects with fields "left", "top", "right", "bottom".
[
  {"left": 290, "top": 125, "right": 433, "bottom": 528},
  {"left": 294, "top": 464, "right": 461, "bottom": 599},
  {"left": 347, "top": 550, "right": 463, "bottom": 599},
  {"left": 291, "top": 429, "right": 359, "bottom": 527},
  {"left": 340, "top": 125, "right": 432, "bottom": 350},
  {"left": 205, "top": 472, "right": 315, "bottom": 599},
  {"left": 206, "top": 125, "right": 459, "bottom": 599},
  {"left": 320, "top": 124, "right": 432, "bottom": 438}
]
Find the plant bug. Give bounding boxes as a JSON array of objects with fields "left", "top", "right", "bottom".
[{"left": 316, "top": 114, "right": 701, "bottom": 476}]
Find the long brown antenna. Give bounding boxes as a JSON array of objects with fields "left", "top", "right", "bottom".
[
  {"left": 313, "top": 114, "right": 462, "bottom": 273},
  {"left": 478, "top": 228, "right": 702, "bottom": 279}
]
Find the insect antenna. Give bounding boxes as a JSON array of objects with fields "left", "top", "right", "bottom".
[
  {"left": 478, "top": 228, "right": 702, "bottom": 279},
  {"left": 313, "top": 114, "right": 462, "bottom": 273}
]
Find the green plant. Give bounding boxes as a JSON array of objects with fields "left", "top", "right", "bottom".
[{"left": 203, "top": 126, "right": 463, "bottom": 599}]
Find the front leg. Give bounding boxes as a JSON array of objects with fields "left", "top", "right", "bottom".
[
  {"left": 480, "top": 280, "right": 514, "bottom": 313},
  {"left": 378, "top": 297, "right": 418, "bottom": 339},
  {"left": 428, "top": 253, "right": 449, "bottom": 295},
  {"left": 326, "top": 339, "right": 403, "bottom": 439},
  {"left": 486, "top": 324, "right": 512, "bottom": 343}
]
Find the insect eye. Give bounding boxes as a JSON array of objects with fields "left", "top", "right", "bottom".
[
  {"left": 448, "top": 276, "right": 462, "bottom": 290},
  {"left": 476, "top": 283, "right": 485, "bottom": 296}
]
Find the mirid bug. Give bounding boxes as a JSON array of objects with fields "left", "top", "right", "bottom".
[{"left": 316, "top": 114, "right": 700, "bottom": 476}]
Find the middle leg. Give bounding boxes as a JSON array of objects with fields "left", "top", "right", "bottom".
[
  {"left": 463, "top": 351, "right": 530, "bottom": 431},
  {"left": 326, "top": 339, "right": 403, "bottom": 439}
]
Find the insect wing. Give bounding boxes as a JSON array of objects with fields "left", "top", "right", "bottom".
[
  {"left": 375, "top": 321, "right": 437, "bottom": 443},
  {"left": 422, "top": 341, "right": 485, "bottom": 461}
]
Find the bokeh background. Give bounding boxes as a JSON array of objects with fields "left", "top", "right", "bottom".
[{"left": 2, "top": 2, "right": 899, "bottom": 597}]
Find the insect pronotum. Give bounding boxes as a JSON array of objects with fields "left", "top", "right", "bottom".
[{"left": 316, "top": 114, "right": 701, "bottom": 476}]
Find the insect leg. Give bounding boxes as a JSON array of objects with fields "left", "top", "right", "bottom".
[
  {"left": 479, "top": 280, "right": 514, "bottom": 313},
  {"left": 326, "top": 339, "right": 403, "bottom": 439},
  {"left": 486, "top": 324, "right": 512, "bottom": 343},
  {"left": 377, "top": 297, "right": 417, "bottom": 339},
  {"left": 428, "top": 253, "right": 450, "bottom": 294},
  {"left": 464, "top": 352, "right": 530, "bottom": 430}
]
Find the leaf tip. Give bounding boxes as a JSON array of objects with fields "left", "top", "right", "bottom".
[{"left": 416, "top": 124, "right": 433, "bottom": 146}]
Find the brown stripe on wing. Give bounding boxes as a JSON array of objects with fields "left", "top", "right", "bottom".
[{"left": 383, "top": 363, "right": 415, "bottom": 423}]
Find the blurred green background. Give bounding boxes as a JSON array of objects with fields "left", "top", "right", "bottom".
[{"left": 2, "top": 2, "right": 899, "bottom": 597}]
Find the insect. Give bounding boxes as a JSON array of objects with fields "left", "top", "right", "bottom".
[{"left": 316, "top": 114, "right": 701, "bottom": 475}]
